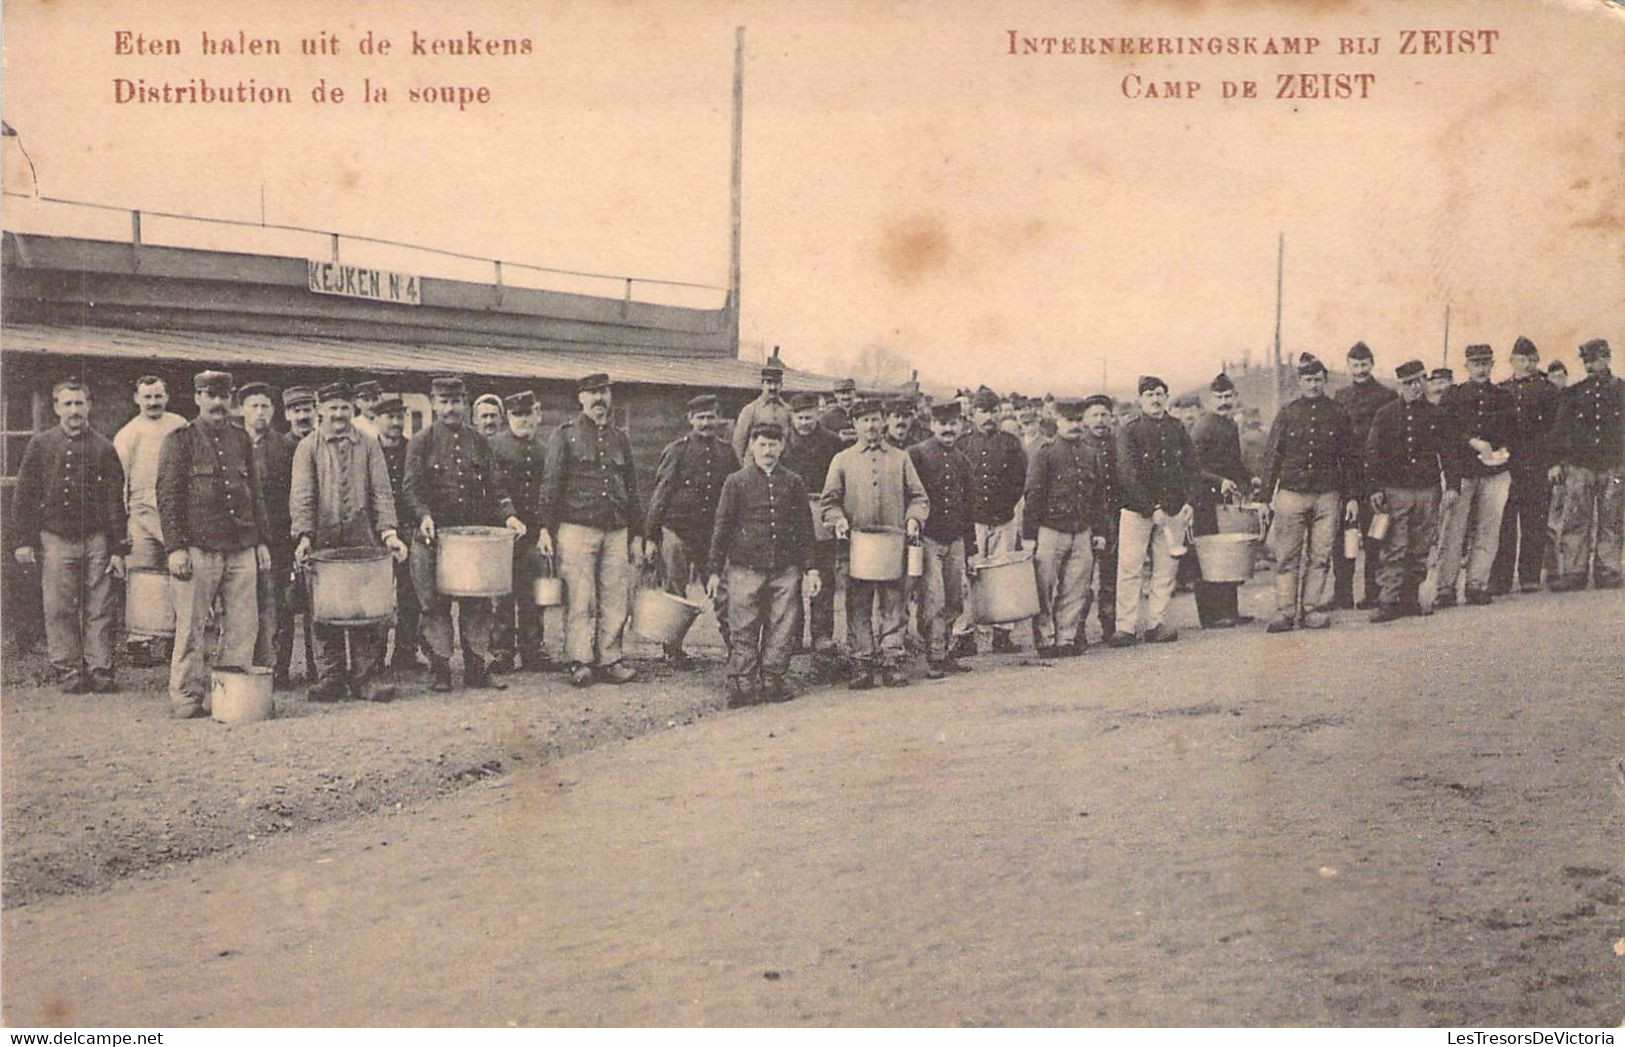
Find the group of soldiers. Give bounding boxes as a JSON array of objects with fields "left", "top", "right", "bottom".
[{"left": 9, "top": 334, "right": 1622, "bottom": 713}]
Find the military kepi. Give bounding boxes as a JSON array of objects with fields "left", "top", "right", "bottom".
[
  {"left": 1054, "top": 397, "right": 1088, "bottom": 419},
  {"left": 1138, "top": 375, "right": 1168, "bottom": 394},
  {"left": 504, "top": 390, "right": 538, "bottom": 414},
  {"left": 353, "top": 380, "right": 382, "bottom": 399},
  {"left": 373, "top": 396, "right": 405, "bottom": 416},
  {"left": 317, "top": 381, "right": 353, "bottom": 403},
  {"left": 1210, "top": 372, "right": 1235, "bottom": 392},
  {"left": 1297, "top": 353, "right": 1326, "bottom": 375},
  {"left": 1579, "top": 337, "right": 1611, "bottom": 360},
  {"left": 430, "top": 374, "right": 466, "bottom": 397},
  {"left": 1082, "top": 393, "right": 1114, "bottom": 413},
  {"left": 194, "top": 370, "right": 234, "bottom": 396},
  {"left": 577, "top": 372, "right": 611, "bottom": 392},
  {"left": 686, "top": 393, "right": 719, "bottom": 414},
  {"left": 1511, "top": 336, "right": 1538, "bottom": 360},
  {"left": 236, "top": 381, "right": 274, "bottom": 403},
  {"left": 283, "top": 385, "right": 316, "bottom": 408},
  {"left": 1346, "top": 341, "right": 1373, "bottom": 361},
  {"left": 789, "top": 392, "right": 821, "bottom": 411},
  {"left": 748, "top": 422, "right": 785, "bottom": 442},
  {"left": 929, "top": 401, "right": 961, "bottom": 422},
  {"left": 1463, "top": 343, "right": 1494, "bottom": 362},
  {"left": 1395, "top": 359, "right": 1426, "bottom": 382}
]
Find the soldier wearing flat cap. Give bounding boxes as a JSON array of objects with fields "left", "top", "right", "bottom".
[
  {"left": 1425, "top": 368, "right": 1453, "bottom": 406},
  {"left": 1365, "top": 359, "right": 1460, "bottom": 622},
  {"left": 351, "top": 380, "right": 383, "bottom": 440},
  {"left": 707, "top": 421, "right": 821, "bottom": 705},
  {"left": 1434, "top": 343, "right": 1516, "bottom": 608},
  {"left": 1075, "top": 394, "right": 1121, "bottom": 642},
  {"left": 1330, "top": 341, "right": 1398, "bottom": 610},
  {"left": 1023, "top": 398, "right": 1109, "bottom": 657},
  {"left": 1546, "top": 338, "right": 1624, "bottom": 590},
  {"left": 907, "top": 401, "right": 977, "bottom": 676},
  {"left": 372, "top": 395, "right": 421, "bottom": 672},
  {"left": 1189, "top": 373, "right": 1257, "bottom": 629},
  {"left": 783, "top": 391, "right": 847, "bottom": 655},
  {"left": 646, "top": 392, "right": 740, "bottom": 667},
  {"left": 538, "top": 373, "right": 644, "bottom": 687},
  {"left": 731, "top": 351, "right": 793, "bottom": 460},
  {"left": 290, "top": 381, "right": 409, "bottom": 702},
  {"left": 1259, "top": 354, "right": 1359, "bottom": 633},
  {"left": 154, "top": 371, "right": 273, "bottom": 719},
  {"left": 1490, "top": 336, "right": 1562, "bottom": 594},
  {"left": 237, "top": 382, "right": 298, "bottom": 681},
  {"left": 884, "top": 398, "right": 916, "bottom": 451},
  {"left": 821, "top": 378, "right": 859, "bottom": 444},
  {"left": 282, "top": 385, "right": 318, "bottom": 446},
  {"left": 951, "top": 387, "right": 1029, "bottom": 657},
  {"left": 402, "top": 374, "right": 527, "bottom": 693},
  {"left": 488, "top": 390, "right": 552, "bottom": 673}
]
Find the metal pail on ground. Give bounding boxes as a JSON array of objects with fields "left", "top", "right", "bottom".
[{"left": 211, "top": 667, "right": 275, "bottom": 724}]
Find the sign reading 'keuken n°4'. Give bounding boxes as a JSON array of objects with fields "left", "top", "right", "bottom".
[{"left": 307, "top": 260, "right": 422, "bottom": 306}]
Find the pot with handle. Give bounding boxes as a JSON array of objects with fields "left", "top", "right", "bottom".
[
  {"left": 848, "top": 526, "right": 907, "bottom": 581},
  {"left": 125, "top": 566, "right": 175, "bottom": 639},
  {"left": 969, "top": 549, "right": 1040, "bottom": 624},
  {"left": 306, "top": 546, "right": 395, "bottom": 625},
  {"left": 630, "top": 559, "right": 704, "bottom": 644},
  {"left": 435, "top": 526, "right": 515, "bottom": 597},
  {"left": 1194, "top": 499, "right": 1268, "bottom": 583},
  {"left": 211, "top": 667, "right": 275, "bottom": 724},
  {"left": 532, "top": 552, "right": 565, "bottom": 607}
]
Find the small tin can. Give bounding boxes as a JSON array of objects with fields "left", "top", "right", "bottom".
[
  {"left": 1343, "top": 526, "right": 1363, "bottom": 558},
  {"left": 1367, "top": 512, "right": 1391, "bottom": 542}
]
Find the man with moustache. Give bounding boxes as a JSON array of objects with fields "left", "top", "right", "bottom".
[
  {"left": 1076, "top": 394, "right": 1121, "bottom": 643},
  {"left": 1546, "top": 338, "right": 1624, "bottom": 591},
  {"left": 402, "top": 375, "right": 526, "bottom": 693},
  {"left": 1435, "top": 343, "right": 1517, "bottom": 608},
  {"left": 1366, "top": 360, "right": 1459, "bottom": 622},
  {"left": 1426, "top": 368, "right": 1453, "bottom": 406},
  {"left": 489, "top": 391, "right": 552, "bottom": 673},
  {"left": 156, "top": 371, "right": 273, "bottom": 719},
  {"left": 1190, "top": 373, "right": 1256, "bottom": 629},
  {"left": 646, "top": 393, "right": 738, "bottom": 668},
  {"left": 884, "top": 398, "right": 916, "bottom": 450},
  {"left": 1023, "top": 397, "right": 1108, "bottom": 657},
  {"left": 290, "top": 381, "right": 409, "bottom": 702},
  {"left": 1490, "top": 337, "right": 1562, "bottom": 595},
  {"left": 12, "top": 379, "right": 127, "bottom": 693},
  {"left": 731, "top": 352, "right": 793, "bottom": 460},
  {"left": 282, "top": 386, "right": 318, "bottom": 445},
  {"left": 373, "top": 396, "right": 422, "bottom": 673},
  {"left": 1331, "top": 341, "right": 1397, "bottom": 610},
  {"left": 782, "top": 391, "right": 846, "bottom": 655},
  {"left": 238, "top": 382, "right": 297, "bottom": 684},
  {"left": 471, "top": 393, "right": 506, "bottom": 441},
  {"left": 908, "top": 401, "right": 977, "bottom": 677},
  {"left": 276, "top": 384, "right": 319, "bottom": 681},
  {"left": 113, "top": 374, "right": 187, "bottom": 666},
  {"left": 539, "top": 373, "right": 646, "bottom": 687},
  {"left": 951, "top": 388, "right": 1028, "bottom": 657},
  {"left": 821, "top": 378, "right": 860, "bottom": 444}
]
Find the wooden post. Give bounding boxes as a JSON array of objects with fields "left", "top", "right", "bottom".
[
  {"left": 728, "top": 26, "right": 745, "bottom": 358},
  {"left": 1272, "top": 232, "right": 1284, "bottom": 417}
]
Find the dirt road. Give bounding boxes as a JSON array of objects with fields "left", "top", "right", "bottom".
[{"left": 4, "top": 591, "right": 1621, "bottom": 1026}]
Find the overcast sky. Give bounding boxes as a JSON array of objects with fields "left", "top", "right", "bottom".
[{"left": 3, "top": 0, "right": 1621, "bottom": 397}]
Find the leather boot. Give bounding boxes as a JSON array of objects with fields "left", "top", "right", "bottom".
[
  {"left": 1267, "top": 573, "right": 1299, "bottom": 633},
  {"left": 428, "top": 659, "right": 454, "bottom": 693}
]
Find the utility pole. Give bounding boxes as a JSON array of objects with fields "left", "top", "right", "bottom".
[
  {"left": 1441, "top": 305, "right": 1451, "bottom": 367},
  {"left": 728, "top": 26, "right": 745, "bottom": 359},
  {"left": 1272, "top": 232, "right": 1284, "bottom": 417}
]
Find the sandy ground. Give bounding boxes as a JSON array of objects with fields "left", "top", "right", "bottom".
[{"left": 3, "top": 587, "right": 1620, "bottom": 1026}]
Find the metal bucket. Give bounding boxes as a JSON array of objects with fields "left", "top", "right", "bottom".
[
  {"left": 969, "top": 550, "right": 1040, "bottom": 624},
  {"left": 810, "top": 496, "right": 834, "bottom": 542},
  {"left": 849, "top": 526, "right": 906, "bottom": 581},
  {"left": 1368, "top": 512, "right": 1391, "bottom": 542},
  {"left": 532, "top": 553, "right": 564, "bottom": 607},
  {"left": 631, "top": 587, "right": 704, "bottom": 644},
  {"left": 211, "top": 667, "right": 274, "bottom": 724},
  {"left": 906, "top": 541, "right": 925, "bottom": 578},
  {"left": 1216, "top": 502, "right": 1267, "bottom": 535},
  {"left": 125, "top": 566, "right": 174, "bottom": 638},
  {"left": 1343, "top": 526, "right": 1363, "bottom": 559},
  {"left": 435, "top": 526, "right": 514, "bottom": 597},
  {"left": 307, "top": 546, "right": 395, "bottom": 625},
  {"left": 1194, "top": 533, "right": 1258, "bottom": 583}
]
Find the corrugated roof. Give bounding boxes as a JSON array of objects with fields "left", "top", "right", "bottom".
[{"left": 1, "top": 323, "right": 850, "bottom": 393}]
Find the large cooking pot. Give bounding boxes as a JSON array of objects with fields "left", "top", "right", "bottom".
[
  {"left": 969, "top": 550, "right": 1040, "bottom": 625},
  {"left": 307, "top": 546, "right": 395, "bottom": 625},
  {"left": 211, "top": 667, "right": 274, "bottom": 724},
  {"left": 125, "top": 566, "right": 174, "bottom": 639},
  {"left": 1194, "top": 534, "right": 1257, "bottom": 583},
  {"left": 435, "top": 526, "right": 514, "bottom": 597},
  {"left": 631, "top": 588, "right": 705, "bottom": 644},
  {"left": 848, "top": 526, "right": 906, "bottom": 581}
]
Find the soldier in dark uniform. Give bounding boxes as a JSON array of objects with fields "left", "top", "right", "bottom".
[
  {"left": 1190, "top": 373, "right": 1256, "bottom": 628},
  {"left": 1546, "top": 338, "right": 1624, "bottom": 590},
  {"left": 1490, "top": 336, "right": 1562, "bottom": 594},
  {"left": 239, "top": 382, "right": 297, "bottom": 686},
  {"left": 905, "top": 396, "right": 935, "bottom": 449},
  {"left": 1435, "top": 343, "right": 1516, "bottom": 607},
  {"left": 489, "top": 391, "right": 551, "bottom": 672},
  {"left": 908, "top": 401, "right": 977, "bottom": 676},
  {"left": 1023, "top": 398, "right": 1108, "bottom": 657},
  {"left": 401, "top": 374, "right": 526, "bottom": 693},
  {"left": 1366, "top": 360, "right": 1459, "bottom": 622},
  {"left": 820, "top": 378, "right": 859, "bottom": 444},
  {"left": 1077, "top": 394, "right": 1120, "bottom": 643},
  {"left": 782, "top": 392, "right": 846, "bottom": 655},
  {"left": 1543, "top": 360, "right": 1571, "bottom": 583},
  {"left": 1331, "top": 341, "right": 1397, "bottom": 610},
  {"left": 645, "top": 393, "right": 738, "bottom": 668},
  {"left": 1426, "top": 367, "right": 1453, "bottom": 406},
  {"left": 373, "top": 396, "right": 421, "bottom": 673},
  {"left": 951, "top": 388, "right": 1028, "bottom": 656},
  {"left": 278, "top": 385, "right": 318, "bottom": 682}
]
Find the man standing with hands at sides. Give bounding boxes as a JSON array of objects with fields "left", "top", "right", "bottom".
[
  {"left": 538, "top": 373, "right": 646, "bottom": 688},
  {"left": 277, "top": 385, "right": 319, "bottom": 681},
  {"left": 373, "top": 396, "right": 422, "bottom": 673},
  {"left": 732, "top": 351, "right": 793, "bottom": 461},
  {"left": 156, "top": 371, "right": 273, "bottom": 719},
  {"left": 290, "top": 382, "right": 410, "bottom": 702},
  {"left": 1546, "top": 338, "right": 1624, "bottom": 591},
  {"left": 1023, "top": 397, "right": 1108, "bottom": 657},
  {"left": 645, "top": 393, "right": 738, "bottom": 668},
  {"left": 1189, "top": 373, "right": 1255, "bottom": 629},
  {"left": 238, "top": 382, "right": 296, "bottom": 685},
  {"left": 1260, "top": 353, "right": 1360, "bottom": 633},
  {"left": 908, "top": 400, "right": 976, "bottom": 677},
  {"left": 1490, "top": 337, "right": 1561, "bottom": 595},
  {"left": 489, "top": 391, "right": 551, "bottom": 674},
  {"left": 113, "top": 374, "right": 186, "bottom": 667},
  {"left": 1076, "top": 394, "right": 1121, "bottom": 644},
  {"left": 12, "top": 379, "right": 127, "bottom": 693},
  {"left": 1331, "top": 341, "right": 1397, "bottom": 610},
  {"left": 707, "top": 423, "right": 820, "bottom": 706},
  {"left": 1366, "top": 360, "right": 1459, "bottom": 622},
  {"left": 402, "top": 375, "right": 526, "bottom": 694},
  {"left": 951, "top": 388, "right": 1028, "bottom": 658},
  {"left": 782, "top": 391, "right": 846, "bottom": 656},
  {"left": 1435, "top": 343, "right": 1517, "bottom": 608},
  {"left": 821, "top": 399, "right": 930, "bottom": 689}
]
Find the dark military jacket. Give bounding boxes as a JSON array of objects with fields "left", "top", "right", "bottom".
[
  {"left": 1261, "top": 395, "right": 1359, "bottom": 498},
  {"left": 1115, "top": 412, "right": 1208, "bottom": 516},
  {"left": 1333, "top": 378, "right": 1398, "bottom": 454},
  {"left": 1190, "top": 411, "right": 1250, "bottom": 488},
  {"left": 782, "top": 424, "right": 844, "bottom": 497},
  {"left": 401, "top": 421, "right": 516, "bottom": 530},
  {"left": 1365, "top": 396, "right": 1459, "bottom": 493},
  {"left": 380, "top": 437, "right": 409, "bottom": 496},
  {"left": 10, "top": 426, "right": 127, "bottom": 549},
  {"left": 1078, "top": 429, "right": 1120, "bottom": 526},
  {"left": 708, "top": 462, "right": 816, "bottom": 574},
  {"left": 1440, "top": 379, "right": 1518, "bottom": 478},
  {"left": 644, "top": 431, "right": 737, "bottom": 541},
  {"left": 819, "top": 404, "right": 857, "bottom": 444},
  {"left": 907, "top": 438, "right": 976, "bottom": 547},
  {"left": 957, "top": 427, "right": 1028, "bottom": 525},
  {"left": 1022, "top": 435, "right": 1105, "bottom": 540},
  {"left": 156, "top": 419, "right": 271, "bottom": 554},
  {"left": 490, "top": 429, "right": 548, "bottom": 531},
  {"left": 539, "top": 414, "right": 641, "bottom": 535},
  {"left": 1500, "top": 371, "right": 1562, "bottom": 475},
  {"left": 250, "top": 428, "right": 295, "bottom": 556},
  {"left": 1547, "top": 371, "right": 1625, "bottom": 472}
]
